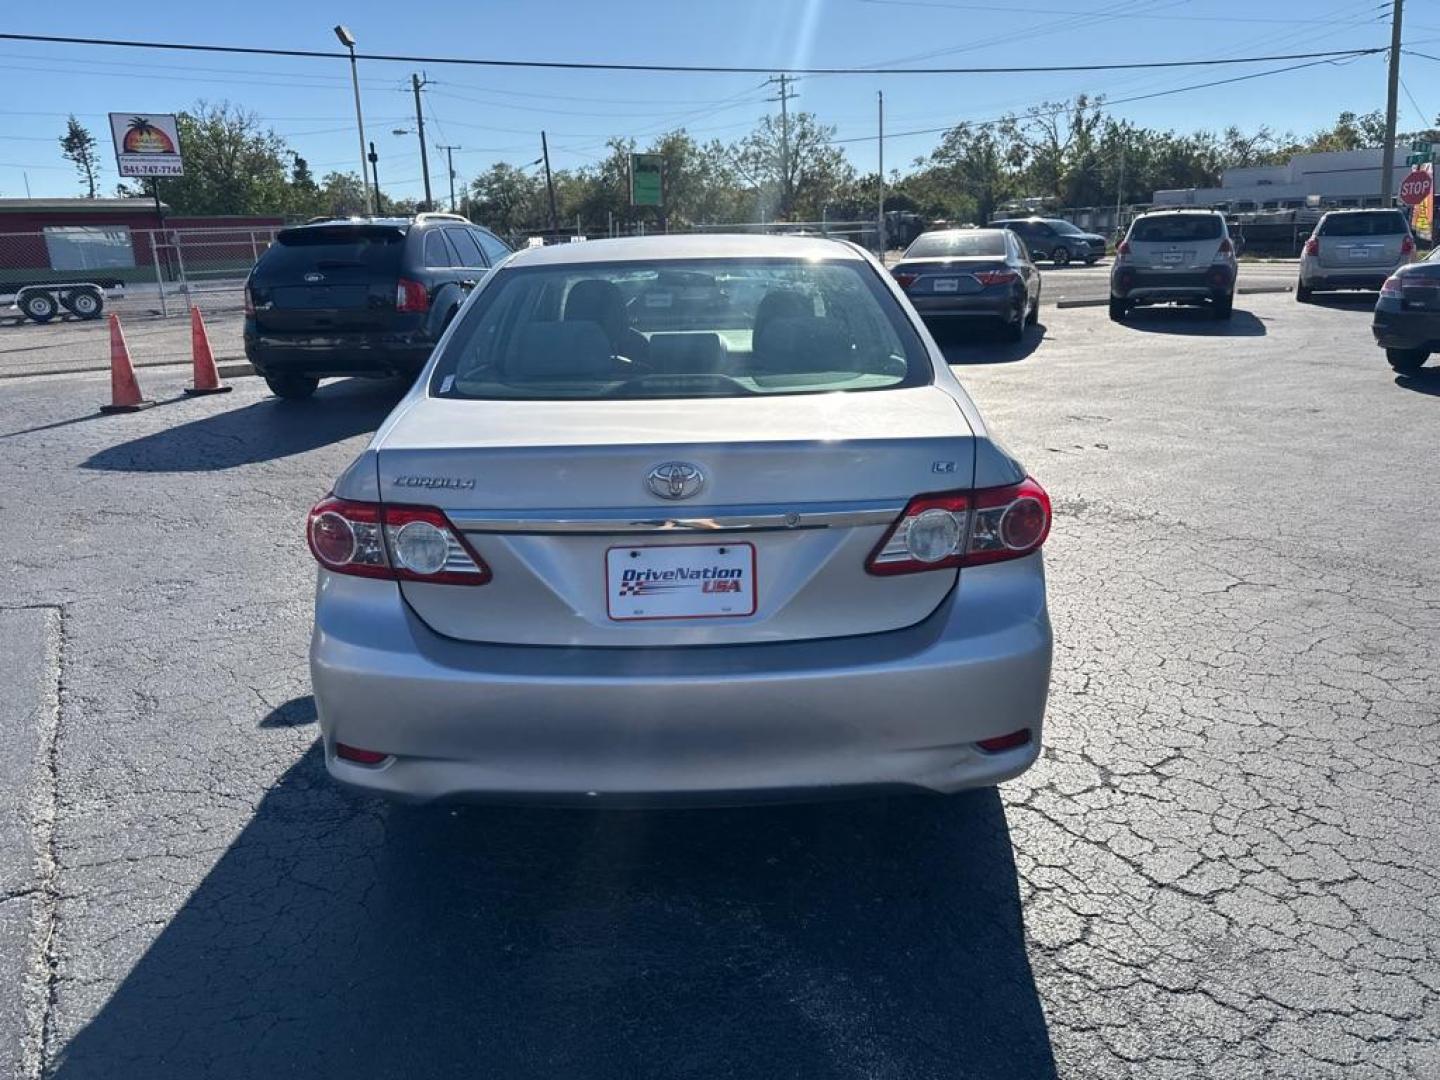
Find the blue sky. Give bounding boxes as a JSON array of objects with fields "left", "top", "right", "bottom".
[{"left": 4, "top": 0, "right": 1437, "bottom": 203}]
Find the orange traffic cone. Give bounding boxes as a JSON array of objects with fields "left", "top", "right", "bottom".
[
  {"left": 183, "top": 306, "right": 232, "bottom": 396},
  {"left": 99, "top": 314, "right": 154, "bottom": 414}
]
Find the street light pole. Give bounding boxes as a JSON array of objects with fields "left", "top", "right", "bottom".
[{"left": 334, "top": 25, "right": 373, "bottom": 215}]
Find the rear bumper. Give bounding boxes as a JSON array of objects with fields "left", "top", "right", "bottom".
[
  {"left": 910, "top": 290, "right": 1023, "bottom": 321},
  {"left": 1112, "top": 266, "right": 1232, "bottom": 302},
  {"left": 244, "top": 325, "right": 435, "bottom": 378},
  {"left": 310, "top": 557, "right": 1052, "bottom": 804},
  {"left": 1372, "top": 307, "right": 1440, "bottom": 350},
  {"left": 1301, "top": 271, "right": 1390, "bottom": 292}
]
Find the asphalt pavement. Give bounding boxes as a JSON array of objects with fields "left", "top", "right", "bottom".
[{"left": 0, "top": 292, "right": 1435, "bottom": 1080}]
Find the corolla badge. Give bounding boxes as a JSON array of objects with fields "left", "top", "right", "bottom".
[
  {"left": 646, "top": 462, "right": 705, "bottom": 500},
  {"left": 303, "top": 272, "right": 325, "bottom": 283}
]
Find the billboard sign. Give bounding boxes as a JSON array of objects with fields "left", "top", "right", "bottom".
[
  {"left": 630, "top": 153, "right": 664, "bottom": 207},
  {"left": 109, "top": 113, "right": 185, "bottom": 177}
]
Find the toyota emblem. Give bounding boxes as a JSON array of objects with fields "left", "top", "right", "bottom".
[{"left": 646, "top": 462, "right": 705, "bottom": 500}]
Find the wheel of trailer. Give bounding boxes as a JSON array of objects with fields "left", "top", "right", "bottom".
[
  {"left": 62, "top": 287, "right": 104, "bottom": 320},
  {"left": 21, "top": 291, "right": 58, "bottom": 324}
]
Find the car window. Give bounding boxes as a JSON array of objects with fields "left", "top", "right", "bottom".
[
  {"left": 904, "top": 231, "right": 1007, "bottom": 258},
  {"left": 1318, "top": 211, "right": 1409, "bottom": 237},
  {"left": 431, "top": 258, "right": 929, "bottom": 401},
  {"left": 1130, "top": 215, "right": 1223, "bottom": 243},
  {"left": 422, "top": 230, "right": 455, "bottom": 267},
  {"left": 257, "top": 225, "right": 405, "bottom": 278},
  {"left": 447, "top": 228, "right": 487, "bottom": 267},
  {"left": 1049, "top": 220, "right": 1085, "bottom": 236},
  {"left": 474, "top": 229, "right": 512, "bottom": 265}
]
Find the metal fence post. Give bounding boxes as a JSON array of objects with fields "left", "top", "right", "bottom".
[
  {"left": 148, "top": 230, "right": 169, "bottom": 318},
  {"left": 250, "top": 231, "right": 260, "bottom": 262},
  {"left": 172, "top": 231, "right": 190, "bottom": 310}
]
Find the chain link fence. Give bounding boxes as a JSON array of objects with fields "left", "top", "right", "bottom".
[{"left": 1, "top": 225, "right": 279, "bottom": 324}]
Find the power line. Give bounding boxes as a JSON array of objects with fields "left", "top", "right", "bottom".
[
  {"left": 858, "top": 0, "right": 1387, "bottom": 24},
  {"left": 831, "top": 54, "right": 1368, "bottom": 145},
  {"left": 0, "top": 32, "right": 1385, "bottom": 76}
]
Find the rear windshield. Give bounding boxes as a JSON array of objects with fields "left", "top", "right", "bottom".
[
  {"left": 257, "top": 225, "right": 405, "bottom": 277},
  {"left": 1130, "top": 215, "right": 1223, "bottom": 243},
  {"left": 431, "top": 258, "right": 929, "bottom": 400},
  {"left": 1318, "top": 211, "right": 1409, "bottom": 237},
  {"left": 905, "top": 231, "right": 1007, "bottom": 258}
]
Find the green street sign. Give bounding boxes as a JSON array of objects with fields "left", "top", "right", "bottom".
[
  {"left": 630, "top": 153, "right": 664, "bottom": 208},
  {"left": 1411, "top": 140, "right": 1432, "bottom": 154},
  {"left": 1408, "top": 153, "right": 1425, "bottom": 166}
]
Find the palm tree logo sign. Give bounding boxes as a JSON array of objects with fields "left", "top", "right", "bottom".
[{"left": 122, "top": 117, "right": 176, "bottom": 155}]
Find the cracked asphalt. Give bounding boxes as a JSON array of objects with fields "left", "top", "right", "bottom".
[{"left": 0, "top": 291, "right": 1435, "bottom": 1079}]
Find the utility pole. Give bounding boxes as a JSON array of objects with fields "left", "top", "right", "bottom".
[
  {"left": 877, "top": 91, "right": 886, "bottom": 255},
  {"left": 411, "top": 73, "right": 434, "bottom": 211},
  {"left": 368, "top": 142, "right": 382, "bottom": 213},
  {"left": 540, "top": 131, "right": 558, "bottom": 231},
  {"left": 437, "top": 143, "right": 461, "bottom": 212},
  {"left": 766, "top": 74, "right": 798, "bottom": 217},
  {"left": 1114, "top": 145, "right": 1125, "bottom": 233},
  {"left": 1381, "top": 0, "right": 1404, "bottom": 202}
]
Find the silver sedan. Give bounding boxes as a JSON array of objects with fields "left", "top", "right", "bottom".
[{"left": 308, "top": 234, "right": 1053, "bottom": 804}]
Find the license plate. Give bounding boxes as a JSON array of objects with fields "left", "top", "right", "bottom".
[
  {"left": 1350, "top": 247, "right": 1373, "bottom": 259},
  {"left": 606, "top": 543, "right": 757, "bottom": 621},
  {"left": 1161, "top": 251, "right": 1185, "bottom": 265},
  {"left": 932, "top": 278, "right": 959, "bottom": 292}
]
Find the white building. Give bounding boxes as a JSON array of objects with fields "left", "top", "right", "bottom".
[{"left": 1153, "top": 149, "right": 1412, "bottom": 210}]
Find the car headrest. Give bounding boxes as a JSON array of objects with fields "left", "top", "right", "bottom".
[
  {"left": 562, "top": 279, "right": 628, "bottom": 339},
  {"left": 751, "top": 316, "right": 857, "bottom": 375},
  {"left": 509, "top": 320, "right": 615, "bottom": 380},
  {"left": 752, "top": 289, "right": 814, "bottom": 336},
  {"left": 645, "top": 332, "right": 727, "bottom": 375}
]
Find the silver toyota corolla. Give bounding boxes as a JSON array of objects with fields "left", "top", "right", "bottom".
[{"left": 308, "top": 234, "right": 1053, "bottom": 804}]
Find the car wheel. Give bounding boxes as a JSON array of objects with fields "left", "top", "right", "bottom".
[
  {"left": 62, "top": 288, "right": 104, "bottom": 320},
  {"left": 1386, "top": 347, "right": 1429, "bottom": 373},
  {"left": 1295, "top": 282, "right": 1313, "bottom": 303},
  {"left": 1051, "top": 246, "right": 1071, "bottom": 267},
  {"left": 21, "top": 291, "right": 58, "bottom": 324},
  {"left": 1002, "top": 307, "right": 1026, "bottom": 342},
  {"left": 1025, "top": 293, "right": 1040, "bottom": 326},
  {"left": 1212, "top": 294, "right": 1234, "bottom": 320},
  {"left": 265, "top": 374, "right": 320, "bottom": 400},
  {"left": 1108, "top": 298, "right": 1128, "bottom": 321}
]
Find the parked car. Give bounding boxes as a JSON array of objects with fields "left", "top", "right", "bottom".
[
  {"left": 1109, "top": 210, "right": 1237, "bottom": 320},
  {"left": 890, "top": 228, "right": 1041, "bottom": 341},
  {"left": 306, "top": 234, "right": 1053, "bottom": 804},
  {"left": 243, "top": 213, "right": 512, "bottom": 399},
  {"left": 1297, "top": 209, "right": 1414, "bottom": 301},
  {"left": 990, "top": 217, "right": 1106, "bottom": 265},
  {"left": 1371, "top": 245, "right": 1440, "bottom": 373}
]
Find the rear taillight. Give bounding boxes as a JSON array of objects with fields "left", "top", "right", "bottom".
[
  {"left": 243, "top": 286, "right": 255, "bottom": 316},
  {"left": 892, "top": 271, "right": 918, "bottom": 290},
  {"left": 1401, "top": 235, "right": 1415, "bottom": 256},
  {"left": 1217, "top": 237, "right": 1233, "bottom": 256},
  {"left": 306, "top": 496, "right": 490, "bottom": 585},
  {"left": 1381, "top": 274, "right": 1404, "bottom": 297},
  {"left": 1304, "top": 237, "right": 1319, "bottom": 257},
  {"left": 396, "top": 278, "right": 429, "bottom": 312},
  {"left": 974, "top": 270, "right": 1020, "bottom": 286},
  {"left": 866, "top": 477, "right": 1051, "bottom": 576},
  {"left": 1116, "top": 240, "right": 1130, "bottom": 256},
  {"left": 335, "top": 743, "right": 389, "bottom": 765}
]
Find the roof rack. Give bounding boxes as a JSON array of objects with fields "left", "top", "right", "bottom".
[{"left": 414, "top": 212, "right": 470, "bottom": 223}]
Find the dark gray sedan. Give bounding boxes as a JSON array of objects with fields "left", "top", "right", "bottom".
[{"left": 891, "top": 229, "right": 1041, "bottom": 341}]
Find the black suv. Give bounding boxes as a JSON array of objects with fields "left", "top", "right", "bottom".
[
  {"left": 989, "top": 217, "right": 1106, "bottom": 266},
  {"left": 243, "top": 213, "right": 512, "bottom": 399}
]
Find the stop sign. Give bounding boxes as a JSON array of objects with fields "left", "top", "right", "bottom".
[{"left": 1399, "top": 169, "right": 1433, "bottom": 206}]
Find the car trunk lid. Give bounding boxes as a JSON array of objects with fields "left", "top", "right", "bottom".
[
  {"left": 377, "top": 387, "right": 976, "bottom": 646},
  {"left": 1317, "top": 211, "right": 1410, "bottom": 270},
  {"left": 893, "top": 257, "right": 1011, "bottom": 296}
]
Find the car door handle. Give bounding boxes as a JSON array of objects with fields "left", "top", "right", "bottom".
[{"left": 459, "top": 279, "right": 478, "bottom": 289}]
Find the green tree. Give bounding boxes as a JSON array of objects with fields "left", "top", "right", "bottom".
[
  {"left": 159, "top": 101, "right": 291, "bottom": 214},
  {"left": 924, "top": 121, "right": 1017, "bottom": 224},
  {"left": 59, "top": 115, "right": 101, "bottom": 199},
  {"left": 468, "top": 162, "right": 545, "bottom": 236},
  {"left": 734, "top": 111, "right": 854, "bottom": 220}
]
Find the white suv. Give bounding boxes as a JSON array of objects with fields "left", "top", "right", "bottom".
[
  {"left": 1297, "top": 209, "right": 1414, "bottom": 301},
  {"left": 1110, "top": 210, "right": 1237, "bottom": 321}
]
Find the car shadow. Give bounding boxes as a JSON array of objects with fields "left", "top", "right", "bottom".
[
  {"left": 81, "top": 378, "right": 405, "bottom": 473},
  {"left": 937, "top": 322, "right": 1049, "bottom": 365},
  {"left": 49, "top": 743, "right": 1056, "bottom": 1080},
  {"left": 1396, "top": 368, "right": 1440, "bottom": 396},
  {"left": 1119, "top": 307, "right": 1267, "bottom": 336}
]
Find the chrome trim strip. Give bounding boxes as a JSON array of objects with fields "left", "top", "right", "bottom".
[{"left": 451, "top": 504, "right": 904, "bottom": 535}]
